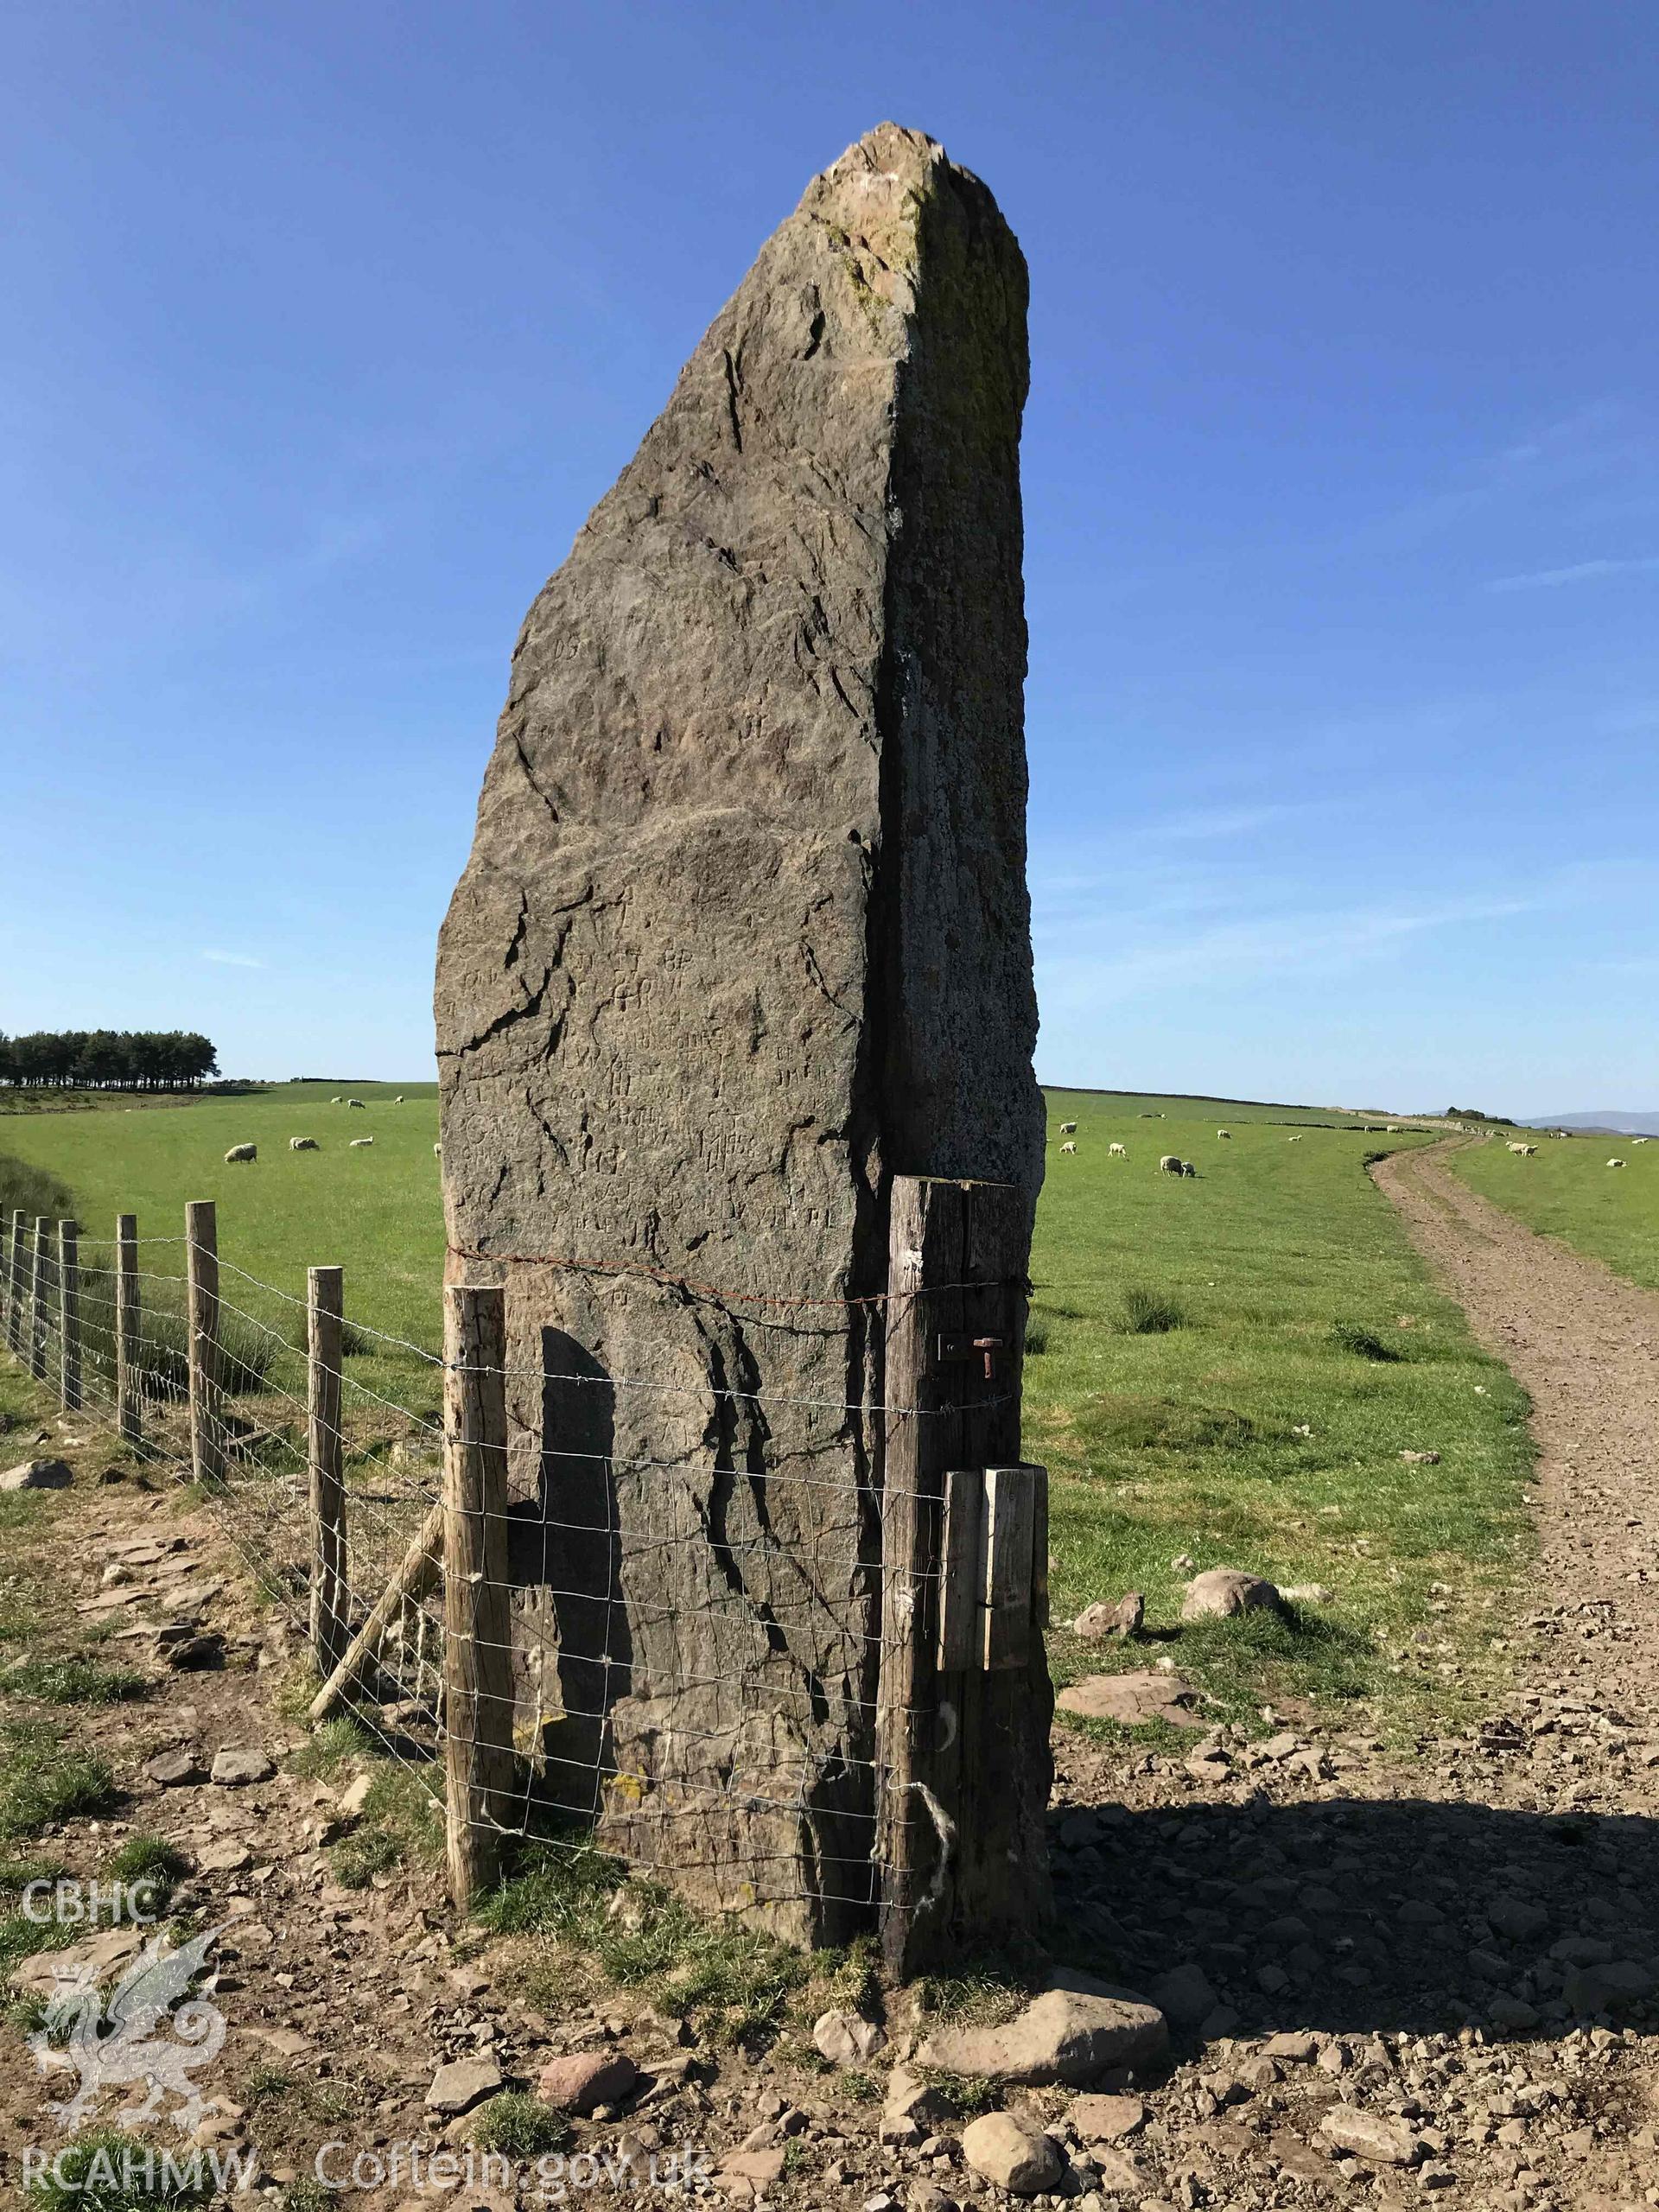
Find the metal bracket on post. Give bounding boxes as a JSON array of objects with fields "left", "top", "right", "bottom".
[{"left": 931, "top": 1333, "right": 1006, "bottom": 1380}]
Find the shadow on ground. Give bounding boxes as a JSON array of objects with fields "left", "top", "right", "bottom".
[{"left": 1053, "top": 1792, "right": 1659, "bottom": 2043}]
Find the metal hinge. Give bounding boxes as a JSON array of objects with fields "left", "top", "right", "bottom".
[{"left": 933, "top": 1332, "right": 1006, "bottom": 1381}]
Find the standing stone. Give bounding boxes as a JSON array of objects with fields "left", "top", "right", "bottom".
[{"left": 435, "top": 123, "right": 1045, "bottom": 1947}]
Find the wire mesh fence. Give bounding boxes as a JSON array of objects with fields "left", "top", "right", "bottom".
[{"left": 0, "top": 1182, "right": 1050, "bottom": 1967}]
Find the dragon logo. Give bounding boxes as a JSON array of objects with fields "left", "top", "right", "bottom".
[{"left": 29, "top": 1926, "right": 226, "bottom": 2133}]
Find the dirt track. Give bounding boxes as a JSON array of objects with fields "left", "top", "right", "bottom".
[{"left": 1375, "top": 1136, "right": 1659, "bottom": 1708}]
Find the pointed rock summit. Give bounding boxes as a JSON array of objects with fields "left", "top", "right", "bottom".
[{"left": 435, "top": 124, "right": 1048, "bottom": 1944}]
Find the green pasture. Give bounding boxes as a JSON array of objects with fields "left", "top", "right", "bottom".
[
  {"left": 0, "top": 1081, "right": 1536, "bottom": 1731},
  {"left": 1450, "top": 1130, "right": 1659, "bottom": 1294},
  {"left": 0, "top": 1082, "right": 444, "bottom": 1414},
  {"left": 1031, "top": 1093, "right": 1535, "bottom": 1731}
]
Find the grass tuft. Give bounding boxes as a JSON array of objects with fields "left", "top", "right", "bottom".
[
  {"left": 1121, "top": 1286, "right": 1185, "bottom": 1335},
  {"left": 2, "top": 1655, "right": 149, "bottom": 1706},
  {"left": 0, "top": 1723, "right": 117, "bottom": 1837},
  {"left": 464, "top": 2091, "right": 572, "bottom": 2158},
  {"left": 22, "top": 2128, "right": 217, "bottom": 2212},
  {"left": 326, "top": 1764, "right": 442, "bottom": 1889},
  {"left": 1330, "top": 1319, "right": 1402, "bottom": 1362}
]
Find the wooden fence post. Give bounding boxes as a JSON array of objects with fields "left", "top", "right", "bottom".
[
  {"left": 28, "top": 1217, "right": 51, "bottom": 1382},
  {"left": 442, "top": 1281, "right": 512, "bottom": 1909},
  {"left": 116, "top": 1215, "right": 142, "bottom": 1447},
  {"left": 1, "top": 1209, "right": 20, "bottom": 1357},
  {"left": 58, "top": 1220, "right": 80, "bottom": 1414},
  {"left": 308, "top": 1265, "right": 349, "bottom": 1675},
  {"left": 185, "top": 1200, "right": 223, "bottom": 1485},
  {"left": 874, "top": 1175, "right": 1052, "bottom": 1976}
]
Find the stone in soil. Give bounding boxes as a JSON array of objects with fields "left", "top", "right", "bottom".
[
  {"left": 210, "top": 1748, "right": 273, "bottom": 1785},
  {"left": 915, "top": 1973, "right": 1167, "bottom": 2083},
  {"left": 1074, "top": 1592, "right": 1144, "bottom": 1641},
  {"left": 959, "top": 2111, "right": 1063, "bottom": 2194},
  {"left": 813, "top": 2007, "right": 886, "bottom": 2063},
  {"left": 1180, "top": 1567, "right": 1281, "bottom": 1621},
  {"left": 1056, "top": 1670, "right": 1205, "bottom": 1727},
  {"left": 0, "top": 1457, "right": 72, "bottom": 1491},
  {"left": 144, "top": 1747, "right": 204, "bottom": 1787},
  {"left": 1069, "top": 2091, "right": 1147, "bottom": 2141},
  {"left": 537, "top": 2050, "right": 639, "bottom": 2113},
  {"left": 425, "top": 2056, "right": 503, "bottom": 2113},
  {"left": 1320, "top": 2107, "right": 1422, "bottom": 2165}
]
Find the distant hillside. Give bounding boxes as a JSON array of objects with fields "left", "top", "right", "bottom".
[{"left": 1523, "top": 1110, "right": 1659, "bottom": 1136}]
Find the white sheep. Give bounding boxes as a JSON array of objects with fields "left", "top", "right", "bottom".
[
  {"left": 289, "top": 1136, "right": 319, "bottom": 1152},
  {"left": 1385, "top": 1123, "right": 1400, "bottom": 1132},
  {"left": 349, "top": 1136, "right": 374, "bottom": 1148},
  {"left": 1108, "top": 1141, "right": 1126, "bottom": 1157},
  {"left": 433, "top": 1142, "right": 443, "bottom": 1157},
  {"left": 1058, "top": 1121, "right": 1078, "bottom": 1135},
  {"left": 330, "top": 1096, "right": 341, "bottom": 1104},
  {"left": 394, "top": 1094, "right": 404, "bottom": 1103},
  {"left": 1635, "top": 1137, "right": 1649, "bottom": 1146},
  {"left": 347, "top": 1098, "right": 366, "bottom": 1109},
  {"left": 1287, "top": 1135, "right": 1303, "bottom": 1143},
  {"left": 1607, "top": 1158, "right": 1626, "bottom": 1169},
  {"left": 224, "top": 1143, "right": 257, "bottom": 1164},
  {"left": 1059, "top": 1141, "right": 1077, "bottom": 1155},
  {"left": 1159, "top": 1154, "right": 1183, "bottom": 1173},
  {"left": 1216, "top": 1128, "right": 1231, "bottom": 1140}
]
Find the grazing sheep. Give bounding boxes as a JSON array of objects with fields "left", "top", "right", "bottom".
[
  {"left": 1636, "top": 1137, "right": 1650, "bottom": 1145},
  {"left": 1608, "top": 1158, "right": 1626, "bottom": 1169},
  {"left": 1216, "top": 1128, "right": 1231, "bottom": 1140},
  {"left": 1181, "top": 1160, "right": 1198, "bottom": 1177},
  {"left": 1159, "top": 1154, "right": 1184, "bottom": 1174},
  {"left": 349, "top": 1136, "right": 374, "bottom": 1148},
  {"left": 433, "top": 1142, "right": 442, "bottom": 1156},
  {"left": 346, "top": 1098, "right": 366, "bottom": 1109},
  {"left": 394, "top": 1094, "right": 404, "bottom": 1103},
  {"left": 289, "top": 1136, "right": 318, "bottom": 1152},
  {"left": 1059, "top": 1121, "right": 1077, "bottom": 1135},
  {"left": 330, "top": 1096, "right": 341, "bottom": 1104},
  {"left": 1506, "top": 1141, "right": 1534, "bottom": 1154},
  {"left": 1385, "top": 1124, "right": 1400, "bottom": 1132},
  {"left": 1059, "top": 1141, "right": 1077, "bottom": 1154},
  {"left": 1287, "top": 1135, "right": 1303, "bottom": 1143},
  {"left": 1108, "top": 1141, "right": 1127, "bottom": 1157},
  {"left": 224, "top": 1143, "right": 257, "bottom": 1164}
]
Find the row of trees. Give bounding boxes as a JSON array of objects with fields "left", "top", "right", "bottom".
[{"left": 0, "top": 1031, "right": 219, "bottom": 1090}]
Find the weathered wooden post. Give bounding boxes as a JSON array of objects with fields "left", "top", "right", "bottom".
[
  {"left": 0, "top": 1206, "right": 18, "bottom": 1353},
  {"left": 57, "top": 1220, "right": 80, "bottom": 1413},
  {"left": 442, "top": 1281, "right": 512, "bottom": 1909},
  {"left": 874, "top": 1175, "right": 1052, "bottom": 1976},
  {"left": 28, "top": 1217, "right": 51, "bottom": 1382},
  {"left": 116, "top": 1214, "right": 142, "bottom": 1446},
  {"left": 185, "top": 1199, "right": 223, "bottom": 1485},
  {"left": 307, "top": 1265, "right": 349, "bottom": 1675}
]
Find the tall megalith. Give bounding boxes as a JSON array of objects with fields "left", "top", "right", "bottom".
[{"left": 435, "top": 123, "right": 1047, "bottom": 1946}]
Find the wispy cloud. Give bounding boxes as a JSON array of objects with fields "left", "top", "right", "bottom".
[
  {"left": 1489, "top": 555, "right": 1659, "bottom": 593},
  {"left": 1038, "top": 894, "right": 1536, "bottom": 1009},
  {"left": 202, "top": 950, "right": 264, "bottom": 969}
]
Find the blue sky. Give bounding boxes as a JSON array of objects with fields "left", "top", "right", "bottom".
[{"left": 2, "top": 1, "right": 1655, "bottom": 1115}]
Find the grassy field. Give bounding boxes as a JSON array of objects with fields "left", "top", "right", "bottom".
[
  {"left": 0, "top": 1081, "right": 1536, "bottom": 1733},
  {"left": 1450, "top": 1130, "right": 1659, "bottom": 1294},
  {"left": 0, "top": 1082, "right": 444, "bottom": 1414},
  {"left": 1032, "top": 1092, "right": 1535, "bottom": 1733}
]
